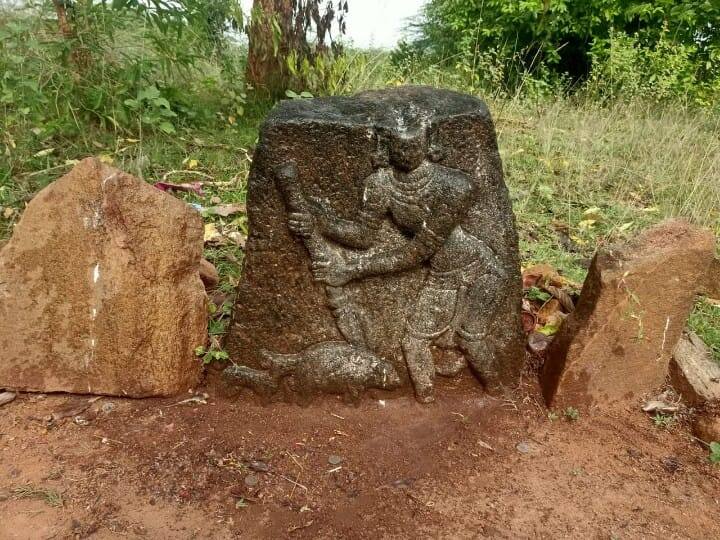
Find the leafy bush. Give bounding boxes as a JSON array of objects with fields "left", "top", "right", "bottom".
[
  {"left": 401, "top": 0, "right": 720, "bottom": 101},
  {"left": 587, "top": 29, "right": 720, "bottom": 106},
  {"left": 0, "top": 1, "right": 245, "bottom": 139}
]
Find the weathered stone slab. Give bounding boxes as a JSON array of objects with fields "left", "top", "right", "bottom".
[
  {"left": 226, "top": 86, "right": 524, "bottom": 403},
  {"left": 0, "top": 158, "right": 206, "bottom": 397},
  {"left": 541, "top": 219, "right": 716, "bottom": 409},
  {"left": 670, "top": 332, "right": 720, "bottom": 405}
]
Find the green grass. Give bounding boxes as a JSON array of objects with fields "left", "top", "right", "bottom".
[
  {"left": 688, "top": 298, "right": 720, "bottom": 364},
  {"left": 12, "top": 484, "right": 64, "bottom": 507}
]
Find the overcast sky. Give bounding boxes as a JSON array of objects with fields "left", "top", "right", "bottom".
[{"left": 240, "top": 0, "right": 426, "bottom": 48}]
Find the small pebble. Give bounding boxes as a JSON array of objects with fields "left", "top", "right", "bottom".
[
  {"left": 328, "top": 455, "right": 343, "bottom": 466},
  {"left": 516, "top": 442, "right": 535, "bottom": 454},
  {"left": 248, "top": 461, "right": 269, "bottom": 473},
  {"left": 0, "top": 391, "right": 16, "bottom": 407},
  {"left": 101, "top": 402, "right": 116, "bottom": 414},
  {"left": 244, "top": 474, "right": 259, "bottom": 487}
]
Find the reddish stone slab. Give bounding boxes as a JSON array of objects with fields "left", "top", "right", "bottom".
[
  {"left": 541, "top": 219, "right": 716, "bottom": 409},
  {"left": 0, "top": 158, "right": 206, "bottom": 396}
]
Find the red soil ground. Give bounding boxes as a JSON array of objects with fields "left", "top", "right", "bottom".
[{"left": 1, "top": 373, "right": 719, "bottom": 539}]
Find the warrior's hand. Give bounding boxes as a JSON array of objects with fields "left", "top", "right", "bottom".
[
  {"left": 288, "top": 212, "right": 313, "bottom": 238},
  {"left": 312, "top": 259, "right": 356, "bottom": 287}
]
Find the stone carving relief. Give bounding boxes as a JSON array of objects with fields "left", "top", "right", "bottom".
[{"left": 225, "top": 87, "right": 524, "bottom": 403}]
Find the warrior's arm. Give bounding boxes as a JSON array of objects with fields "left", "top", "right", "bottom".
[
  {"left": 352, "top": 181, "right": 475, "bottom": 279},
  {"left": 313, "top": 171, "right": 389, "bottom": 250},
  {"left": 315, "top": 210, "right": 382, "bottom": 250}
]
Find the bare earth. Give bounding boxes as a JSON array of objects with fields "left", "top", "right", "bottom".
[{"left": 1, "top": 373, "right": 719, "bottom": 539}]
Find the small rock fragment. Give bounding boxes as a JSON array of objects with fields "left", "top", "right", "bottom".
[
  {"left": 693, "top": 415, "right": 720, "bottom": 444},
  {"left": 661, "top": 456, "right": 682, "bottom": 473},
  {"left": 0, "top": 391, "right": 16, "bottom": 407},
  {"left": 642, "top": 399, "right": 679, "bottom": 414},
  {"left": 199, "top": 258, "right": 220, "bottom": 289},
  {"left": 327, "top": 455, "right": 343, "bottom": 466},
  {"left": 390, "top": 478, "right": 414, "bottom": 488},
  {"left": 527, "top": 332, "right": 553, "bottom": 354},
  {"left": 516, "top": 442, "right": 537, "bottom": 454},
  {"left": 101, "top": 402, "right": 116, "bottom": 414},
  {"left": 244, "top": 474, "right": 259, "bottom": 487},
  {"left": 669, "top": 332, "right": 720, "bottom": 405},
  {"left": 248, "top": 461, "right": 269, "bottom": 473}
]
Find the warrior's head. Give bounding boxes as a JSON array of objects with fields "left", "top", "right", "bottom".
[{"left": 389, "top": 130, "right": 428, "bottom": 172}]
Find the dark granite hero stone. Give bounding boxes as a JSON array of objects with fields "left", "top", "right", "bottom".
[{"left": 225, "top": 86, "right": 524, "bottom": 403}]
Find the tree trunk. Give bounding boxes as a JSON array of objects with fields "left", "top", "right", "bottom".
[
  {"left": 52, "top": 0, "right": 74, "bottom": 38},
  {"left": 246, "top": 0, "right": 294, "bottom": 99}
]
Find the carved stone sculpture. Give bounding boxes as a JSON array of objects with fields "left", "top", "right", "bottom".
[{"left": 225, "top": 86, "right": 524, "bottom": 403}]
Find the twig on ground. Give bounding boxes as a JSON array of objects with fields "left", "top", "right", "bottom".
[{"left": 161, "top": 170, "right": 214, "bottom": 182}]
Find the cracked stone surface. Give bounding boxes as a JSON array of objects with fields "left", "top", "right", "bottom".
[
  {"left": 0, "top": 158, "right": 206, "bottom": 397},
  {"left": 226, "top": 86, "right": 524, "bottom": 402}
]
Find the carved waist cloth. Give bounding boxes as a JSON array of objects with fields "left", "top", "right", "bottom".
[{"left": 406, "top": 259, "right": 488, "bottom": 341}]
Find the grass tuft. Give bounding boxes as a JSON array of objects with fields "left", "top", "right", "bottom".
[{"left": 12, "top": 484, "right": 64, "bottom": 507}]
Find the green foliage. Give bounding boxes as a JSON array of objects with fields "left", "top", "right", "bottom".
[
  {"left": 710, "top": 442, "right": 720, "bottom": 464},
  {"left": 123, "top": 85, "right": 178, "bottom": 134},
  {"left": 652, "top": 413, "right": 676, "bottom": 429},
  {"left": 12, "top": 485, "right": 63, "bottom": 507},
  {"left": 208, "top": 300, "right": 233, "bottom": 336},
  {"left": 0, "top": 1, "right": 246, "bottom": 141},
  {"left": 195, "top": 345, "right": 229, "bottom": 365},
  {"left": 526, "top": 287, "right": 552, "bottom": 303},
  {"left": 688, "top": 299, "right": 720, "bottom": 364},
  {"left": 564, "top": 407, "right": 580, "bottom": 422},
  {"left": 403, "top": 0, "right": 720, "bottom": 101},
  {"left": 587, "top": 29, "right": 720, "bottom": 106}
]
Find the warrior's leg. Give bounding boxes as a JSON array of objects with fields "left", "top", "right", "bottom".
[
  {"left": 456, "top": 272, "right": 504, "bottom": 391},
  {"left": 402, "top": 333, "right": 436, "bottom": 403},
  {"left": 457, "top": 335, "right": 501, "bottom": 390},
  {"left": 325, "top": 285, "right": 368, "bottom": 348},
  {"left": 403, "top": 276, "right": 459, "bottom": 403}
]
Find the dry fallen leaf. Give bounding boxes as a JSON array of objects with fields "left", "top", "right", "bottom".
[{"left": 204, "top": 223, "right": 222, "bottom": 244}]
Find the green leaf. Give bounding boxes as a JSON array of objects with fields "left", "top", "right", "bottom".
[
  {"left": 710, "top": 442, "right": 720, "bottom": 464},
  {"left": 153, "top": 97, "right": 171, "bottom": 109},
  {"left": 527, "top": 286, "right": 552, "bottom": 303},
  {"left": 158, "top": 121, "right": 176, "bottom": 134},
  {"left": 123, "top": 98, "right": 140, "bottom": 110},
  {"left": 138, "top": 85, "right": 161, "bottom": 101},
  {"left": 538, "top": 324, "right": 559, "bottom": 336}
]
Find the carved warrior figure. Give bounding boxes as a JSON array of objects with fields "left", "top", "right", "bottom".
[
  {"left": 285, "top": 129, "right": 505, "bottom": 403},
  {"left": 220, "top": 162, "right": 403, "bottom": 402}
]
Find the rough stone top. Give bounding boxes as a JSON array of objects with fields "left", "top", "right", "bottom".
[
  {"left": 265, "top": 86, "right": 492, "bottom": 130},
  {"left": 600, "top": 218, "right": 716, "bottom": 265}
]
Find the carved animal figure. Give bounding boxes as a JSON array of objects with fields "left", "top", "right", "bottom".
[{"left": 224, "top": 341, "right": 401, "bottom": 401}]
